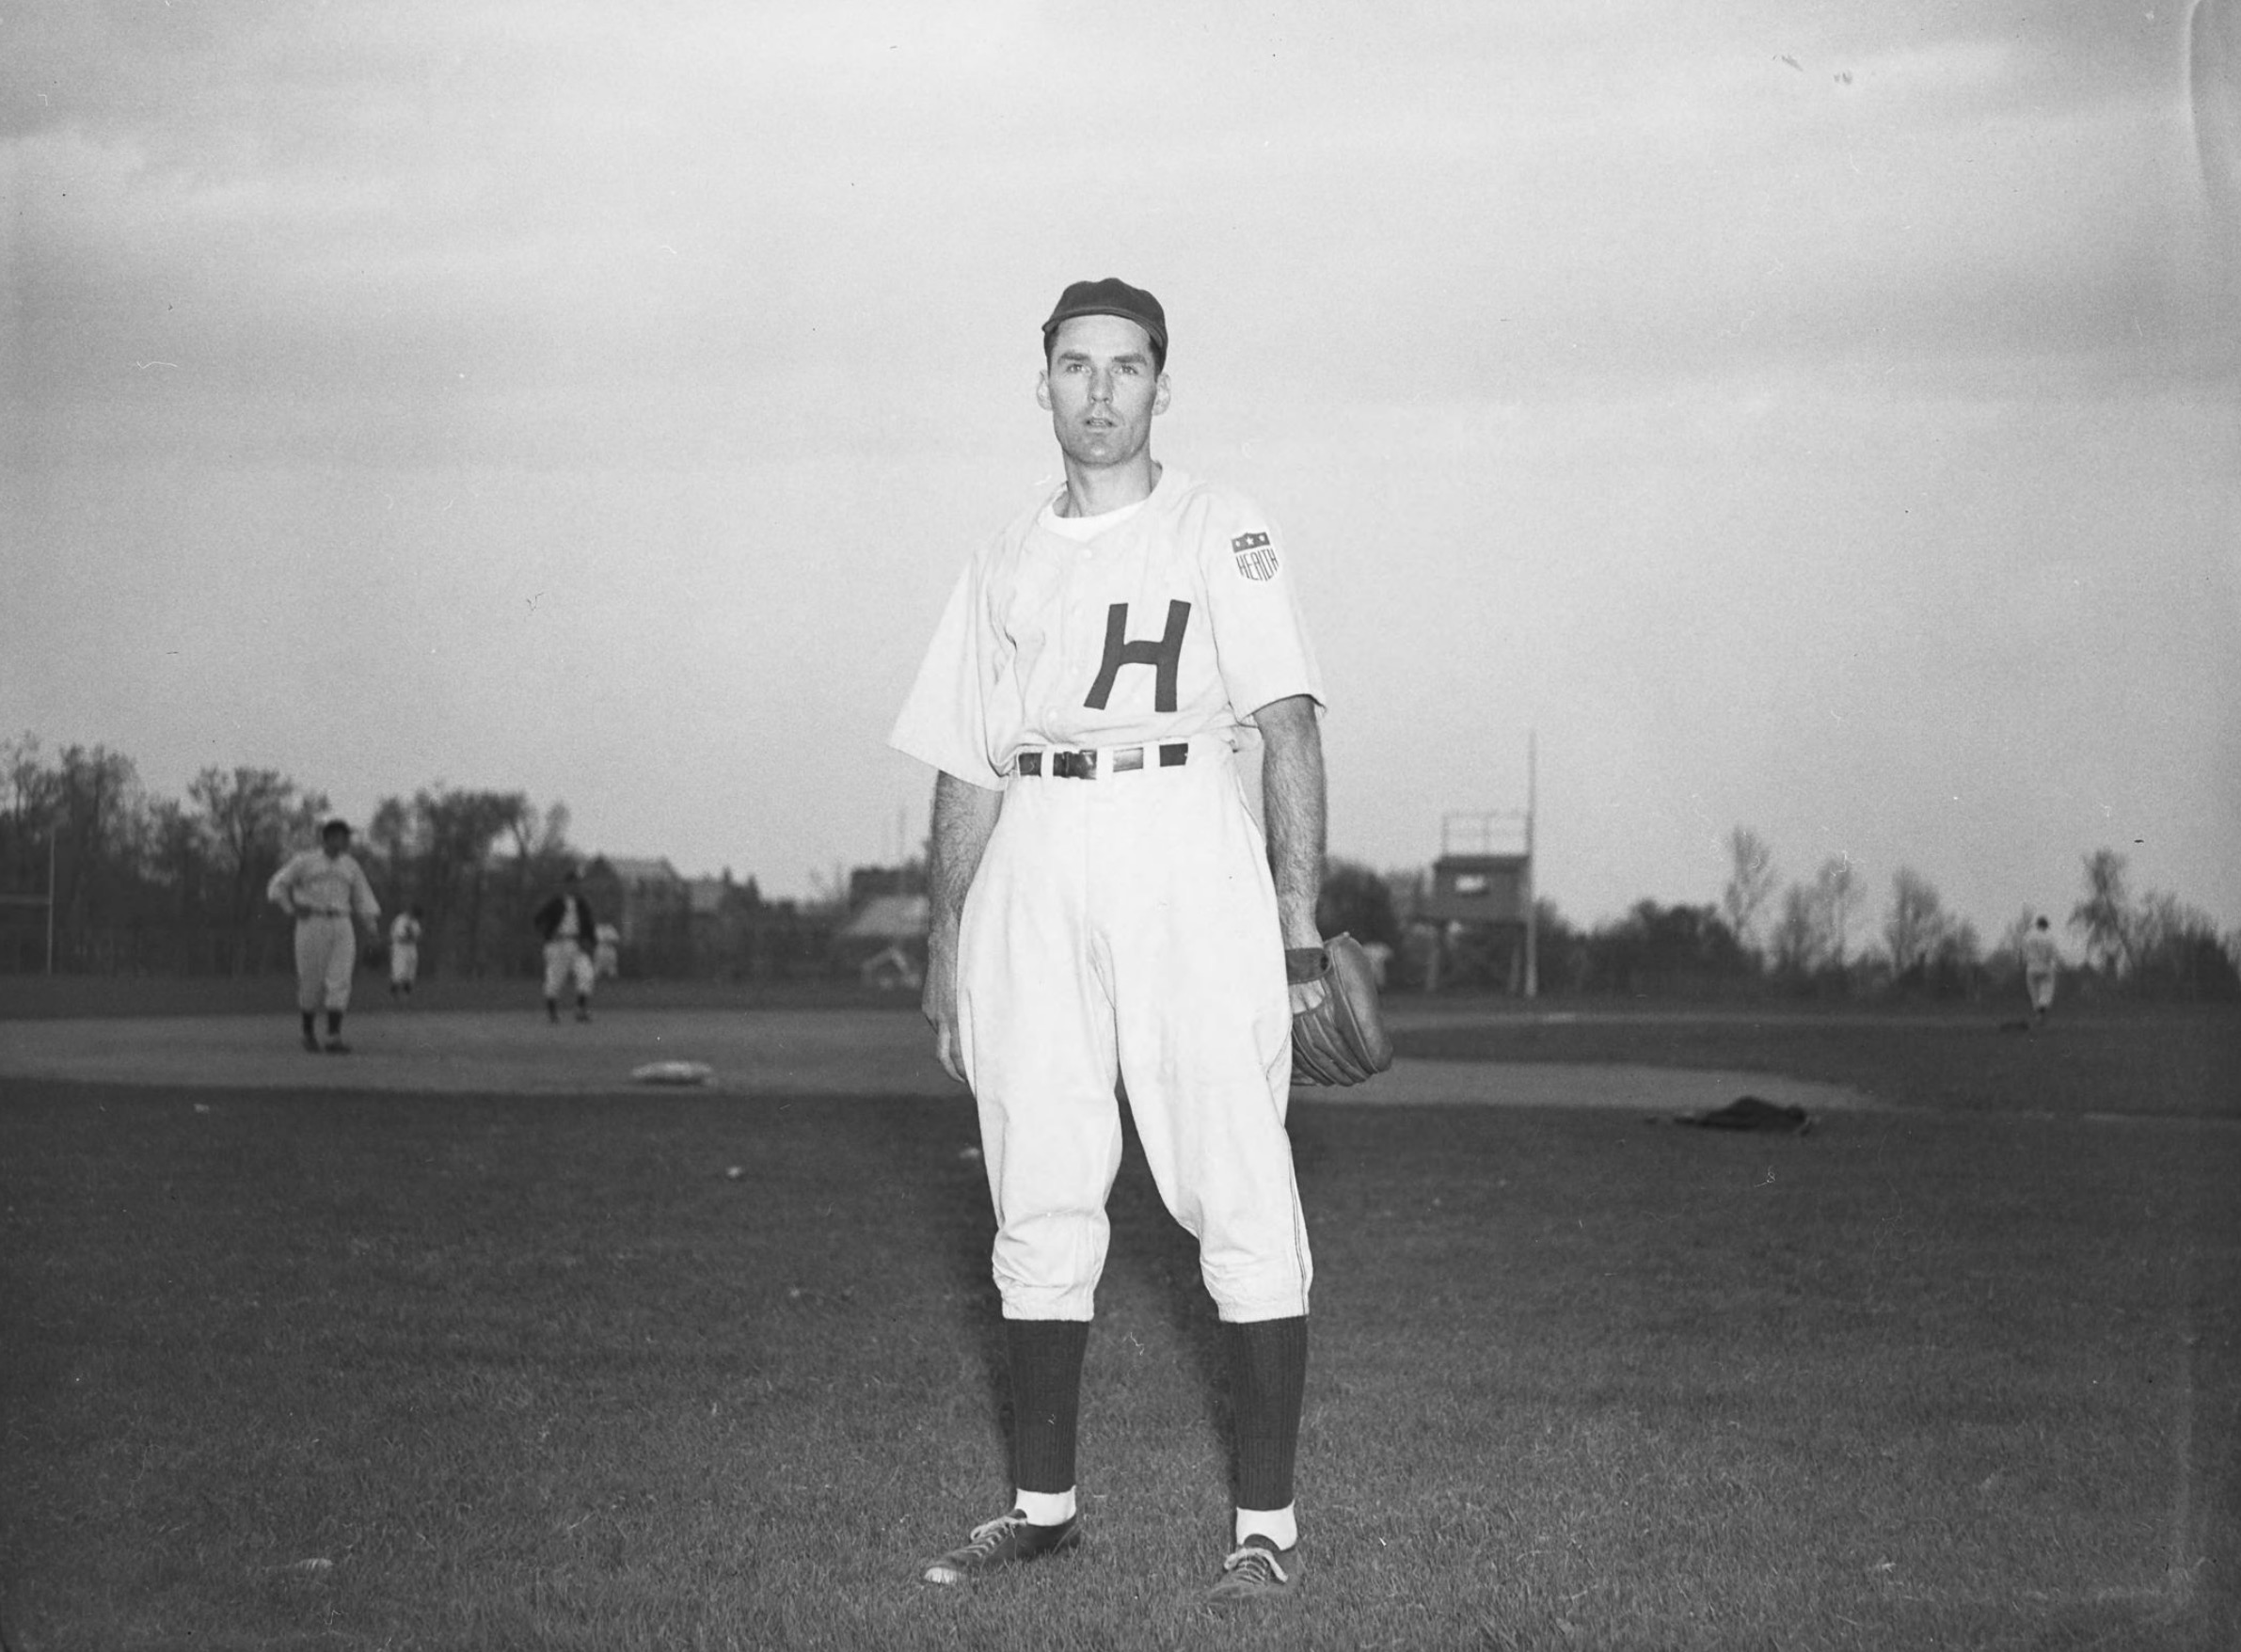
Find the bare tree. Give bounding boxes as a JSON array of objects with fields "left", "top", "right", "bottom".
[
  {"left": 1811, "top": 854, "right": 1864, "bottom": 970},
  {"left": 190, "top": 768, "right": 298, "bottom": 939},
  {"left": 4, "top": 735, "right": 58, "bottom": 823},
  {"left": 415, "top": 786, "right": 531, "bottom": 977},
  {"left": 2070, "top": 849, "right": 2133, "bottom": 976},
  {"left": 2126, "top": 890, "right": 2193, "bottom": 970},
  {"left": 47, "top": 744, "right": 147, "bottom": 961},
  {"left": 2125, "top": 891, "right": 2238, "bottom": 996},
  {"left": 365, "top": 796, "right": 420, "bottom": 904},
  {"left": 1720, "top": 827, "right": 1778, "bottom": 956},
  {"left": 1882, "top": 866, "right": 1948, "bottom": 977},
  {"left": 1942, "top": 917, "right": 1984, "bottom": 971},
  {"left": 1770, "top": 882, "right": 1820, "bottom": 977},
  {"left": 284, "top": 787, "right": 334, "bottom": 847},
  {"left": 1317, "top": 856, "right": 1402, "bottom": 949}
]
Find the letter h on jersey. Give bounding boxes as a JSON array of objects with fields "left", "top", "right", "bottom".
[{"left": 1084, "top": 600, "right": 1191, "bottom": 713}]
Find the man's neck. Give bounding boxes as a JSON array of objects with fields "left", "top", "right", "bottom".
[{"left": 1058, "top": 456, "right": 1161, "bottom": 518}]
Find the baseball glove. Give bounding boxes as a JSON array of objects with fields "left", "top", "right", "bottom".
[{"left": 1285, "top": 932, "right": 1393, "bottom": 1087}]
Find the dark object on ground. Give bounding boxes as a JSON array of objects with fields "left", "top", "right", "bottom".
[{"left": 1673, "top": 1095, "right": 1814, "bottom": 1134}]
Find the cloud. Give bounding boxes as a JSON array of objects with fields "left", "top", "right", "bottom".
[
  {"left": 12, "top": 3, "right": 2221, "bottom": 466},
  {"left": 6, "top": 3, "right": 2234, "bottom": 923}
]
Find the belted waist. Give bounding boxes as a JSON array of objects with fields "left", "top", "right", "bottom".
[
  {"left": 1017, "top": 741, "right": 1192, "bottom": 780},
  {"left": 295, "top": 908, "right": 349, "bottom": 920}
]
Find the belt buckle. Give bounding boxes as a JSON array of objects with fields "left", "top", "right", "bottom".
[{"left": 1055, "top": 749, "right": 1096, "bottom": 780}]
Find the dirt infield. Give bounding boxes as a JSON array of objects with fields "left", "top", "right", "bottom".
[{"left": 0, "top": 1005, "right": 1875, "bottom": 1114}]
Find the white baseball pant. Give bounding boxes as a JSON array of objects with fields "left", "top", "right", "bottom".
[
  {"left": 544, "top": 941, "right": 596, "bottom": 1000},
  {"left": 294, "top": 913, "right": 357, "bottom": 1012},
  {"left": 957, "top": 737, "right": 1310, "bottom": 1326}
]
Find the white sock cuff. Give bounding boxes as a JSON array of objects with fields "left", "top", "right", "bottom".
[
  {"left": 1234, "top": 1502, "right": 1296, "bottom": 1550},
  {"left": 1014, "top": 1486, "right": 1076, "bottom": 1526}
]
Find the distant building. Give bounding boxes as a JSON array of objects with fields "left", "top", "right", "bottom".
[
  {"left": 581, "top": 855, "right": 691, "bottom": 977},
  {"left": 857, "top": 943, "right": 923, "bottom": 992},
  {"left": 848, "top": 863, "right": 926, "bottom": 905},
  {"left": 684, "top": 870, "right": 766, "bottom": 977},
  {"left": 834, "top": 890, "right": 929, "bottom": 983},
  {"left": 582, "top": 855, "right": 689, "bottom": 945},
  {"left": 686, "top": 875, "right": 733, "bottom": 924}
]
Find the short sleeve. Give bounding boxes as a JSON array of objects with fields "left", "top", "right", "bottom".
[
  {"left": 350, "top": 861, "right": 380, "bottom": 922},
  {"left": 1197, "top": 493, "right": 1325, "bottom": 720},
  {"left": 889, "top": 555, "right": 1009, "bottom": 789}
]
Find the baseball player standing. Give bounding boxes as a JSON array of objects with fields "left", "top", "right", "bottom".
[
  {"left": 532, "top": 868, "right": 599, "bottom": 1024},
  {"left": 891, "top": 278, "right": 1329, "bottom": 1602},
  {"left": 266, "top": 818, "right": 381, "bottom": 1054},
  {"left": 2021, "top": 914, "right": 2061, "bottom": 1025},
  {"left": 389, "top": 905, "right": 424, "bottom": 1001}
]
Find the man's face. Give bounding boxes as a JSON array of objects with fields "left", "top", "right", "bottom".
[
  {"left": 1038, "top": 314, "right": 1168, "bottom": 470},
  {"left": 321, "top": 829, "right": 349, "bottom": 860}
]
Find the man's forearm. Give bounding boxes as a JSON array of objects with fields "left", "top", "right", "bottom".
[
  {"left": 928, "top": 770, "right": 1003, "bottom": 939},
  {"left": 1255, "top": 695, "right": 1327, "bottom": 947}
]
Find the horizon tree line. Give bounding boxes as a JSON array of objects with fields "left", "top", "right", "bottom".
[
  {"left": 2, "top": 737, "right": 612, "bottom": 977},
  {"left": 4, "top": 735, "right": 2234, "bottom": 999}
]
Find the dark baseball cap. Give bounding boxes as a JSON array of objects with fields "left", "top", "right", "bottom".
[
  {"left": 1041, "top": 278, "right": 1167, "bottom": 360},
  {"left": 321, "top": 817, "right": 350, "bottom": 835}
]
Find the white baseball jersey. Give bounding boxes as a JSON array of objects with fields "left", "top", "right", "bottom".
[
  {"left": 266, "top": 850, "right": 380, "bottom": 923},
  {"left": 891, "top": 465, "right": 1323, "bottom": 1326},
  {"left": 891, "top": 466, "right": 1323, "bottom": 786}
]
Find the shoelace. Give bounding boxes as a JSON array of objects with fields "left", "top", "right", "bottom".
[
  {"left": 961, "top": 1511, "right": 1031, "bottom": 1558},
  {"left": 1220, "top": 1544, "right": 1289, "bottom": 1585}
]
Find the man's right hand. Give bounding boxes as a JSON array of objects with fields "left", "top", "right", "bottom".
[
  {"left": 920, "top": 933, "right": 967, "bottom": 1086},
  {"left": 921, "top": 771, "right": 1002, "bottom": 1089}
]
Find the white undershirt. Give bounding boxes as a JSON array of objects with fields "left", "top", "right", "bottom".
[{"left": 1038, "top": 495, "right": 1147, "bottom": 542}]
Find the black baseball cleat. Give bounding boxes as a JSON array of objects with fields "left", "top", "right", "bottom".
[
  {"left": 1208, "top": 1535, "right": 1298, "bottom": 1602},
  {"left": 301, "top": 1031, "right": 322, "bottom": 1054},
  {"left": 921, "top": 1509, "right": 1082, "bottom": 1585},
  {"left": 324, "top": 1040, "right": 352, "bottom": 1056},
  {"left": 575, "top": 1007, "right": 591, "bottom": 1023}
]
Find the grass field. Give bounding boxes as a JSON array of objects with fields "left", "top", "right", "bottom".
[{"left": 3, "top": 999, "right": 2237, "bottom": 1650}]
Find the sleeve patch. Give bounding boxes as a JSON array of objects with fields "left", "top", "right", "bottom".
[{"left": 1231, "top": 530, "right": 1279, "bottom": 581}]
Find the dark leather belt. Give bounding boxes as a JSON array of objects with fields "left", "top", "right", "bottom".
[{"left": 1019, "top": 743, "right": 1190, "bottom": 779}]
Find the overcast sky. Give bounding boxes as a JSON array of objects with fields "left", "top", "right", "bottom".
[{"left": 6, "top": 1, "right": 2237, "bottom": 941}]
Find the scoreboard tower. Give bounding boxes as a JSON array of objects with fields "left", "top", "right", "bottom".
[{"left": 1422, "top": 737, "right": 1537, "bottom": 996}]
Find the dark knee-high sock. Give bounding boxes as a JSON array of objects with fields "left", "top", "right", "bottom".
[
  {"left": 1224, "top": 1315, "right": 1309, "bottom": 1510},
  {"left": 1007, "top": 1319, "right": 1089, "bottom": 1496},
  {"left": 326, "top": 1009, "right": 343, "bottom": 1038}
]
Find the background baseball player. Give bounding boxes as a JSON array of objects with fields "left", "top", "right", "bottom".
[
  {"left": 265, "top": 818, "right": 381, "bottom": 1054},
  {"left": 2022, "top": 914, "right": 2061, "bottom": 1025},
  {"left": 389, "top": 905, "right": 423, "bottom": 1001},
  {"left": 891, "top": 278, "right": 1330, "bottom": 1602},
  {"left": 533, "top": 868, "right": 599, "bottom": 1024}
]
